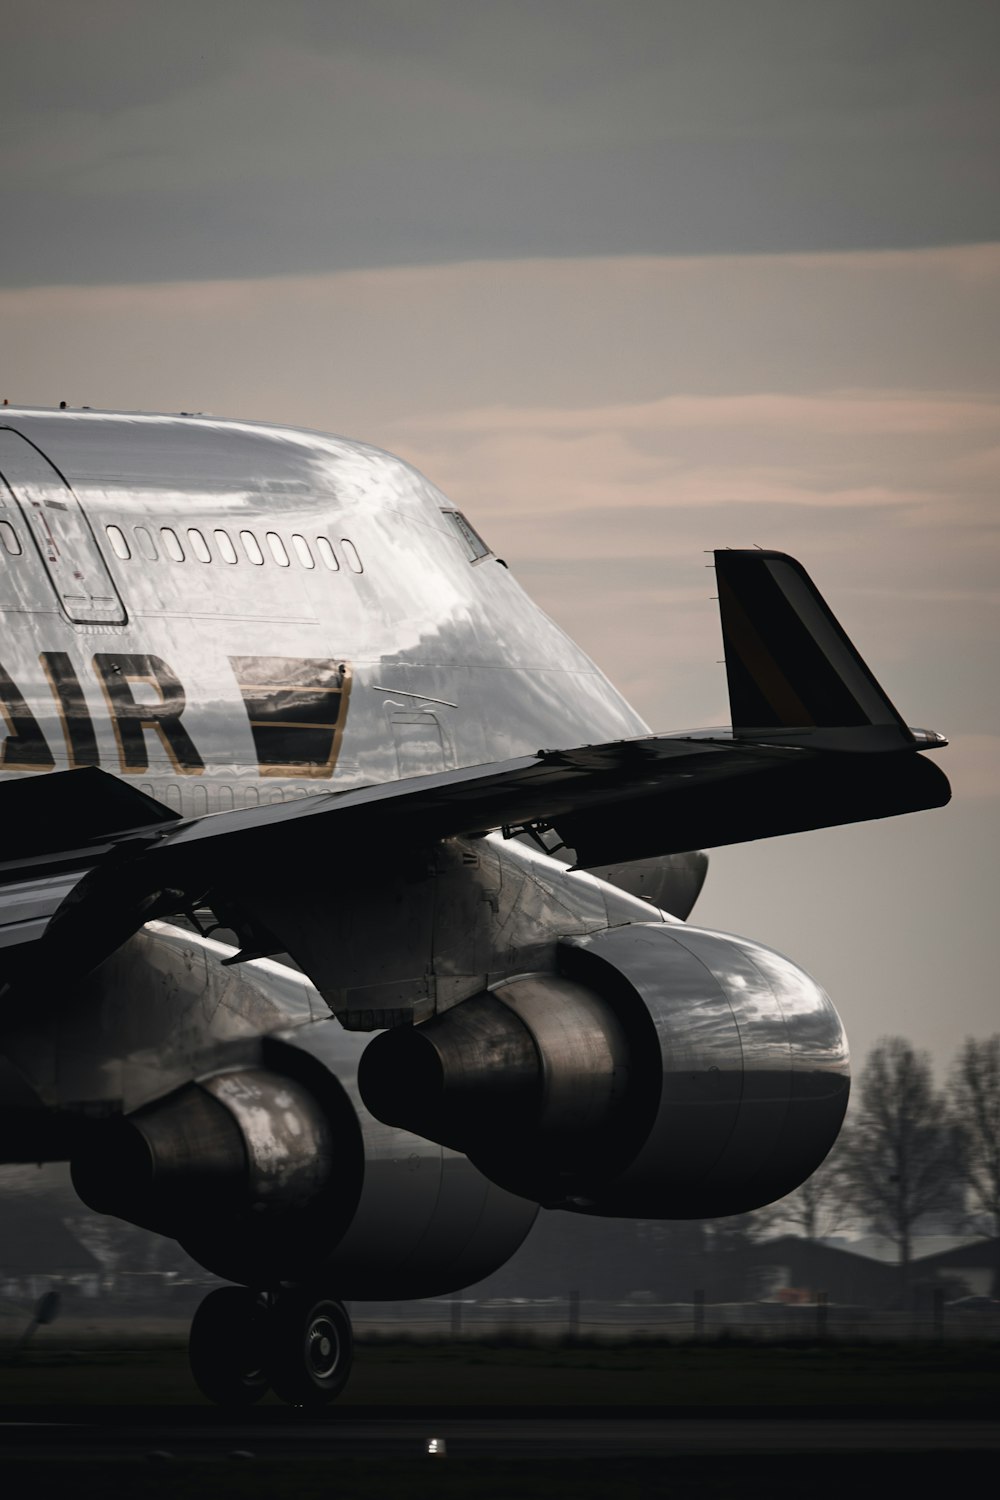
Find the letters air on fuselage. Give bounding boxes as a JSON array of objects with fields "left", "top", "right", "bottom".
[{"left": 0, "top": 410, "right": 648, "bottom": 815}]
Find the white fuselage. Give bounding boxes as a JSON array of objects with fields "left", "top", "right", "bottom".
[{"left": 0, "top": 408, "right": 648, "bottom": 815}]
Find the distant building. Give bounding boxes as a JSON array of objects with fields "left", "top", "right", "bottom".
[{"left": 749, "top": 1235, "right": 1000, "bottom": 1307}]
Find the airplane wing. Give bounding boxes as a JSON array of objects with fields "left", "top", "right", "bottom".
[{"left": 0, "top": 551, "right": 949, "bottom": 991}]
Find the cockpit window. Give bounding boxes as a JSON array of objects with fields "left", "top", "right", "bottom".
[{"left": 442, "top": 509, "right": 491, "bottom": 562}]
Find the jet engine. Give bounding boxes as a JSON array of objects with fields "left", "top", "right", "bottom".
[
  {"left": 70, "top": 1019, "right": 537, "bottom": 1296},
  {"left": 359, "top": 922, "right": 850, "bottom": 1217}
]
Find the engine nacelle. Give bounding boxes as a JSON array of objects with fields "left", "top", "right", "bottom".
[
  {"left": 359, "top": 922, "right": 850, "bottom": 1217},
  {"left": 71, "top": 1021, "right": 537, "bottom": 1295}
]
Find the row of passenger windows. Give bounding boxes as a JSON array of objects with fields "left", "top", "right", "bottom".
[
  {"left": 105, "top": 524, "right": 363, "bottom": 574},
  {"left": 139, "top": 781, "right": 315, "bottom": 814},
  {"left": 0, "top": 515, "right": 363, "bottom": 574}
]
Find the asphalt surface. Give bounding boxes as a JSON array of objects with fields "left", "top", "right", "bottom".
[{"left": 1, "top": 1411, "right": 998, "bottom": 1460}]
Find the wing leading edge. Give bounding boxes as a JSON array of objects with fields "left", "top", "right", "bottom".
[{"left": 0, "top": 551, "right": 948, "bottom": 991}]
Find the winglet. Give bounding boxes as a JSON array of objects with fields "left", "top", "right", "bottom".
[{"left": 714, "top": 550, "right": 925, "bottom": 752}]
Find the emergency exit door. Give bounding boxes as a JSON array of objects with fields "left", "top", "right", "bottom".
[{"left": 0, "top": 427, "right": 127, "bottom": 624}]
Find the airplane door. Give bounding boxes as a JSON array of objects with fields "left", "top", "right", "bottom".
[{"left": 0, "top": 428, "right": 127, "bottom": 624}]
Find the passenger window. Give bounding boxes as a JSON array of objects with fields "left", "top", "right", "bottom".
[
  {"left": 341, "top": 538, "right": 363, "bottom": 573},
  {"left": 187, "top": 528, "right": 211, "bottom": 563},
  {"left": 240, "top": 530, "right": 264, "bottom": 565},
  {"left": 316, "top": 536, "right": 339, "bottom": 571},
  {"left": 214, "top": 529, "right": 238, "bottom": 564},
  {"left": 442, "top": 509, "right": 491, "bottom": 562},
  {"left": 291, "top": 533, "right": 315, "bottom": 569},
  {"left": 266, "top": 531, "right": 290, "bottom": 567},
  {"left": 134, "top": 526, "right": 158, "bottom": 561},
  {"left": 0, "top": 520, "right": 23, "bottom": 555},
  {"left": 106, "top": 525, "right": 131, "bottom": 560},
  {"left": 161, "top": 527, "right": 185, "bottom": 562}
]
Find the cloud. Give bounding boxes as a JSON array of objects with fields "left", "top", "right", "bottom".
[
  {"left": 4, "top": 4, "right": 1000, "bottom": 285},
  {"left": 2, "top": 245, "right": 997, "bottom": 698},
  {"left": 6, "top": 243, "right": 998, "bottom": 421},
  {"left": 391, "top": 387, "right": 998, "bottom": 543},
  {"left": 404, "top": 389, "right": 1000, "bottom": 437}
]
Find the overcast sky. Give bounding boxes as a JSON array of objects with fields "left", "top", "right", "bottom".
[{"left": 2, "top": 1, "right": 998, "bottom": 1076}]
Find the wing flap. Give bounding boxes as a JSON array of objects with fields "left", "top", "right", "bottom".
[{"left": 0, "top": 729, "right": 948, "bottom": 985}]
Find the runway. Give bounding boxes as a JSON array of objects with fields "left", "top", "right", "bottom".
[{"left": 2, "top": 1410, "right": 998, "bottom": 1460}]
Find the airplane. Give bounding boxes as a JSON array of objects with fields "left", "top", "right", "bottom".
[{"left": 0, "top": 406, "right": 949, "bottom": 1405}]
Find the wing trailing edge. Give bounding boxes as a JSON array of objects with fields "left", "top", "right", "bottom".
[{"left": 0, "top": 551, "right": 948, "bottom": 991}]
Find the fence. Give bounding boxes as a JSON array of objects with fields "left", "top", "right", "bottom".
[{"left": 350, "top": 1293, "right": 1000, "bottom": 1342}]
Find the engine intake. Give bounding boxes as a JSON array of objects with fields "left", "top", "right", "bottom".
[{"left": 359, "top": 922, "right": 850, "bottom": 1217}]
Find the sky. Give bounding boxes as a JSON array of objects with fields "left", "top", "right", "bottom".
[{"left": 2, "top": 0, "right": 998, "bottom": 1078}]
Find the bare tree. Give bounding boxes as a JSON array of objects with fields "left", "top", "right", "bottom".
[
  {"left": 771, "top": 1144, "right": 853, "bottom": 1243},
  {"left": 840, "top": 1037, "right": 954, "bottom": 1301},
  {"left": 949, "top": 1035, "right": 1000, "bottom": 1295}
]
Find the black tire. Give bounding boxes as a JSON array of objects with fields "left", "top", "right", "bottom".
[
  {"left": 188, "top": 1286, "right": 270, "bottom": 1407},
  {"left": 267, "top": 1290, "right": 353, "bottom": 1407}
]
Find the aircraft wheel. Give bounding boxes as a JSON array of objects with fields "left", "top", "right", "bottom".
[
  {"left": 188, "top": 1286, "right": 270, "bottom": 1406},
  {"left": 267, "top": 1289, "right": 353, "bottom": 1407}
]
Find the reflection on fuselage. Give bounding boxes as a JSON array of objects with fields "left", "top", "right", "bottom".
[{"left": 0, "top": 409, "right": 649, "bottom": 817}]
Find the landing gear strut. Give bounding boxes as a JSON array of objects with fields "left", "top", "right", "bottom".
[{"left": 188, "top": 1285, "right": 354, "bottom": 1408}]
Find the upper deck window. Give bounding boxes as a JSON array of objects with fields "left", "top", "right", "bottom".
[
  {"left": 291, "top": 533, "right": 315, "bottom": 569},
  {"left": 134, "top": 526, "right": 158, "bottom": 561},
  {"left": 316, "top": 536, "right": 339, "bottom": 571},
  {"left": 106, "top": 525, "right": 131, "bottom": 560},
  {"left": 0, "top": 520, "right": 23, "bottom": 555},
  {"left": 214, "top": 529, "right": 238, "bottom": 564},
  {"left": 187, "top": 528, "right": 211, "bottom": 563},
  {"left": 442, "top": 509, "right": 491, "bottom": 563},
  {"left": 240, "top": 530, "right": 264, "bottom": 565},
  {"left": 266, "top": 532, "right": 290, "bottom": 567},
  {"left": 161, "top": 527, "right": 185, "bottom": 562}
]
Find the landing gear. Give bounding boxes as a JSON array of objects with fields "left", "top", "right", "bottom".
[
  {"left": 188, "top": 1285, "right": 354, "bottom": 1408},
  {"left": 188, "top": 1287, "right": 269, "bottom": 1407},
  {"left": 267, "top": 1289, "right": 354, "bottom": 1407}
]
